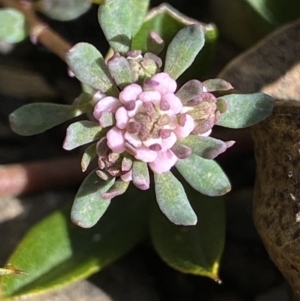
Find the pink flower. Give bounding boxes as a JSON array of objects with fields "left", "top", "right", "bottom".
[{"left": 93, "top": 72, "right": 196, "bottom": 174}]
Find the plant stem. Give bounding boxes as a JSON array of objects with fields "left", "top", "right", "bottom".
[
  {"left": 0, "top": 157, "right": 87, "bottom": 196},
  {"left": 0, "top": 0, "right": 71, "bottom": 60}
]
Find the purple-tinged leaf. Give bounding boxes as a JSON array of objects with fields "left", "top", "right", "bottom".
[
  {"left": 176, "top": 79, "right": 203, "bottom": 105},
  {"left": 147, "top": 31, "right": 165, "bottom": 55},
  {"left": 102, "top": 179, "right": 130, "bottom": 199},
  {"left": 203, "top": 78, "right": 233, "bottom": 92},
  {"left": 132, "top": 161, "right": 150, "bottom": 190},
  {"left": 179, "top": 135, "right": 235, "bottom": 159}
]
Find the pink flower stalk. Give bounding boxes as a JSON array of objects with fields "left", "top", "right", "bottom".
[{"left": 93, "top": 72, "right": 196, "bottom": 175}]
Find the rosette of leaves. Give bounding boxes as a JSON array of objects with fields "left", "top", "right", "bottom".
[{"left": 4, "top": 0, "right": 274, "bottom": 299}]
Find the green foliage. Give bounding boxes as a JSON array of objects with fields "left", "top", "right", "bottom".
[
  {"left": 35, "top": 0, "right": 91, "bottom": 21},
  {"left": 107, "top": 54, "right": 133, "bottom": 89},
  {"left": 217, "top": 93, "right": 274, "bottom": 128},
  {"left": 132, "top": 4, "right": 218, "bottom": 80},
  {"left": 98, "top": 0, "right": 149, "bottom": 54},
  {"left": 0, "top": 8, "right": 27, "bottom": 43},
  {"left": 71, "top": 172, "right": 115, "bottom": 228},
  {"left": 0, "top": 188, "right": 150, "bottom": 299},
  {"left": 164, "top": 24, "right": 205, "bottom": 79},
  {"left": 63, "top": 121, "right": 102, "bottom": 150},
  {"left": 154, "top": 172, "right": 197, "bottom": 226},
  {"left": 176, "top": 155, "right": 231, "bottom": 197},
  {"left": 9, "top": 98, "right": 92, "bottom": 136},
  {"left": 179, "top": 136, "right": 233, "bottom": 159},
  {"left": 150, "top": 191, "right": 225, "bottom": 279},
  {"left": 81, "top": 144, "right": 97, "bottom": 172},
  {"left": 66, "top": 43, "right": 119, "bottom": 95}
]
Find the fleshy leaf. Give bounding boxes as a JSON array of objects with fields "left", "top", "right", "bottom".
[
  {"left": 154, "top": 171, "right": 197, "bottom": 226},
  {"left": 71, "top": 171, "right": 115, "bottom": 228},
  {"left": 107, "top": 54, "right": 133, "bottom": 89},
  {"left": 81, "top": 144, "right": 97, "bottom": 172},
  {"left": 176, "top": 155, "right": 231, "bottom": 196},
  {"left": 150, "top": 188, "right": 225, "bottom": 279},
  {"left": 176, "top": 79, "right": 203, "bottom": 104},
  {"left": 63, "top": 121, "right": 103, "bottom": 151},
  {"left": 216, "top": 93, "right": 274, "bottom": 128},
  {"left": 101, "top": 179, "right": 130, "bottom": 199},
  {"left": 132, "top": 4, "right": 217, "bottom": 81},
  {"left": 147, "top": 31, "right": 165, "bottom": 55},
  {"left": 98, "top": 0, "right": 149, "bottom": 54},
  {"left": 132, "top": 160, "right": 150, "bottom": 190},
  {"left": 179, "top": 135, "right": 235, "bottom": 159},
  {"left": 35, "top": 0, "right": 91, "bottom": 21},
  {"left": 0, "top": 8, "right": 27, "bottom": 43},
  {"left": 164, "top": 24, "right": 205, "bottom": 79},
  {"left": 203, "top": 78, "right": 233, "bottom": 92},
  {"left": 0, "top": 186, "right": 150, "bottom": 299},
  {"left": 66, "top": 43, "right": 118, "bottom": 95},
  {"left": 9, "top": 100, "right": 92, "bottom": 136}
]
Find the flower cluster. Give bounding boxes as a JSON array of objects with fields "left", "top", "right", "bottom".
[{"left": 93, "top": 70, "right": 224, "bottom": 184}]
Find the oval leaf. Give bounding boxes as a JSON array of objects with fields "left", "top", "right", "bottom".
[
  {"left": 176, "top": 155, "right": 231, "bottom": 196},
  {"left": 81, "top": 144, "right": 97, "bottom": 172},
  {"left": 179, "top": 135, "right": 235, "bottom": 159},
  {"left": 150, "top": 190, "right": 225, "bottom": 279},
  {"left": 9, "top": 102, "right": 91, "bottom": 136},
  {"left": 36, "top": 0, "right": 91, "bottom": 21},
  {"left": 154, "top": 171, "right": 197, "bottom": 226},
  {"left": 216, "top": 93, "right": 274, "bottom": 128},
  {"left": 107, "top": 54, "right": 133, "bottom": 89},
  {"left": 66, "top": 42, "right": 118, "bottom": 95},
  {"left": 164, "top": 24, "right": 205, "bottom": 79},
  {"left": 203, "top": 78, "right": 233, "bottom": 92},
  {"left": 0, "top": 8, "right": 27, "bottom": 43},
  {"left": 0, "top": 186, "right": 150, "bottom": 299},
  {"left": 71, "top": 171, "right": 115, "bottom": 228},
  {"left": 63, "top": 121, "right": 103, "bottom": 150},
  {"left": 98, "top": 0, "right": 149, "bottom": 54}
]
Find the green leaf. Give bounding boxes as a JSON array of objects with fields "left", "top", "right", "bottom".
[
  {"left": 0, "top": 186, "right": 150, "bottom": 299},
  {"left": 203, "top": 78, "right": 233, "bottom": 92},
  {"left": 164, "top": 24, "right": 205, "bottom": 79},
  {"left": 107, "top": 54, "right": 133, "bottom": 89},
  {"left": 35, "top": 0, "right": 91, "bottom": 21},
  {"left": 81, "top": 144, "right": 97, "bottom": 172},
  {"left": 132, "top": 4, "right": 217, "bottom": 81},
  {"left": 179, "top": 135, "right": 235, "bottom": 159},
  {"left": 71, "top": 171, "right": 115, "bottom": 228},
  {"left": 154, "top": 171, "right": 197, "bottom": 226},
  {"left": 132, "top": 161, "right": 150, "bottom": 190},
  {"left": 98, "top": 0, "right": 149, "bottom": 54},
  {"left": 63, "top": 121, "right": 103, "bottom": 150},
  {"left": 9, "top": 101, "right": 91, "bottom": 136},
  {"left": 176, "top": 155, "right": 231, "bottom": 197},
  {"left": 66, "top": 43, "right": 118, "bottom": 95},
  {"left": 216, "top": 93, "right": 274, "bottom": 128},
  {"left": 150, "top": 190, "right": 225, "bottom": 279},
  {"left": 0, "top": 8, "right": 27, "bottom": 43}
]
